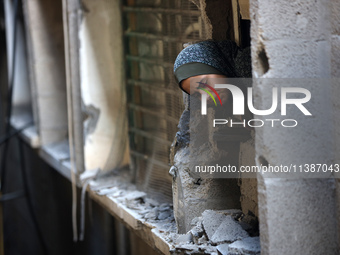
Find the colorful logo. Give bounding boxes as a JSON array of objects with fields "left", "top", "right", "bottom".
[{"left": 197, "top": 81, "right": 223, "bottom": 106}]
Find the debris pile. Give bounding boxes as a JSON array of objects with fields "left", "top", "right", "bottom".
[
  {"left": 172, "top": 210, "right": 260, "bottom": 255},
  {"left": 90, "top": 176, "right": 260, "bottom": 255}
]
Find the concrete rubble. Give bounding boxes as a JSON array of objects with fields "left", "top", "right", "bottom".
[
  {"left": 210, "top": 215, "right": 249, "bottom": 244},
  {"left": 228, "top": 237, "right": 260, "bottom": 255},
  {"left": 216, "top": 244, "right": 229, "bottom": 255},
  {"left": 89, "top": 174, "right": 260, "bottom": 255}
]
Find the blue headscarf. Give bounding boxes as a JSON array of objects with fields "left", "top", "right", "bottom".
[{"left": 174, "top": 40, "right": 252, "bottom": 87}]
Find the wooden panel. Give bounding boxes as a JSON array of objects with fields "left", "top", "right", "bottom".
[{"left": 239, "top": 0, "right": 250, "bottom": 20}]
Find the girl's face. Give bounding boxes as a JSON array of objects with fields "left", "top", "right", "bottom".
[{"left": 180, "top": 74, "right": 229, "bottom": 104}]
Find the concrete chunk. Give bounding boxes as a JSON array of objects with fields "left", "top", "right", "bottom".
[
  {"left": 228, "top": 237, "right": 260, "bottom": 255},
  {"left": 211, "top": 216, "right": 249, "bottom": 244},
  {"left": 202, "top": 210, "right": 227, "bottom": 240},
  {"left": 217, "top": 243, "right": 229, "bottom": 255},
  {"left": 176, "top": 233, "right": 193, "bottom": 244}
]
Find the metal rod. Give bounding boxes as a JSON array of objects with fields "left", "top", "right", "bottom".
[
  {"left": 124, "top": 31, "right": 196, "bottom": 43},
  {"left": 126, "top": 55, "right": 173, "bottom": 68},
  {"left": 130, "top": 150, "right": 170, "bottom": 169},
  {"left": 127, "top": 79, "right": 180, "bottom": 96},
  {"left": 128, "top": 103, "right": 179, "bottom": 123},
  {"left": 122, "top": 6, "right": 201, "bottom": 15},
  {"left": 129, "top": 127, "right": 172, "bottom": 146}
]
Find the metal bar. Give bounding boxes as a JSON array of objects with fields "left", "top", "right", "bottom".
[
  {"left": 122, "top": 6, "right": 201, "bottom": 15},
  {"left": 127, "top": 79, "right": 180, "bottom": 96},
  {"left": 126, "top": 55, "right": 173, "bottom": 68},
  {"left": 129, "top": 127, "right": 172, "bottom": 146},
  {"left": 130, "top": 150, "right": 170, "bottom": 169},
  {"left": 128, "top": 103, "right": 179, "bottom": 124},
  {"left": 124, "top": 31, "right": 196, "bottom": 43}
]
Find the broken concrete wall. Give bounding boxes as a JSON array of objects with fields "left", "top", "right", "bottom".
[
  {"left": 205, "top": 0, "right": 259, "bottom": 219},
  {"left": 250, "top": 0, "right": 339, "bottom": 254},
  {"left": 22, "top": 0, "right": 68, "bottom": 145},
  {"left": 78, "top": 0, "right": 130, "bottom": 172},
  {"left": 172, "top": 0, "right": 258, "bottom": 233},
  {"left": 171, "top": 95, "right": 242, "bottom": 233},
  {"left": 205, "top": 0, "right": 258, "bottom": 218}
]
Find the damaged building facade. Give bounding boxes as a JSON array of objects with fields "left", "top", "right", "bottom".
[{"left": 0, "top": 0, "right": 339, "bottom": 254}]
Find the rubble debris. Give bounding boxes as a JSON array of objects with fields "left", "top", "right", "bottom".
[
  {"left": 202, "top": 210, "right": 228, "bottom": 240},
  {"left": 190, "top": 220, "right": 205, "bottom": 243},
  {"left": 210, "top": 215, "right": 249, "bottom": 244},
  {"left": 202, "top": 210, "right": 248, "bottom": 244},
  {"left": 190, "top": 217, "right": 202, "bottom": 227},
  {"left": 238, "top": 221, "right": 252, "bottom": 232},
  {"left": 176, "top": 233, "right": 194, "bottom": 244},
  {"left": 218, "top": 209, "right": 243, "bottom": 220},
  {"left": 96, "top": 186, "right": 119, "bottom": 195},
  {"left": 90, "top": 175, "right": 260, "bottom": 255},
  {"left": 143, "top": 208, "right": 158, "bottom": 220},
  {"left": 239, "top": 213, "right": 259, "bottom": 237},
  {"left": 170, "top": 244, "right": 218, "bottom": 255},
  {"left": 158, "top": 210, "right": 172, "bottom": 220},
  {"left": 228, "top": 237, "right": 260, "bottom": 255},
  {"left": 216, "top": 243, "right": 229, "bottom": 255},
  {"left": 124, "top": 190, "right": 146, "bottom": 201},
  {"left": 197, "top": 235, "right": 208, "bottom": 245}
]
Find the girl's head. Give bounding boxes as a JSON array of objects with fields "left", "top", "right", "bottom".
[{"left": 174, "top": 40, "right": 251, "bottom": 94}]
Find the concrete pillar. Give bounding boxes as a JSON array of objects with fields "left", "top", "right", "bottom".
[{"left": 250, "top": 0, "right": 338, "bottom": 254}]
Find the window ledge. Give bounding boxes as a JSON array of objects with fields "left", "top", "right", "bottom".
[
  {"left": 39, "top": 140, "right": 74, "bottom": 183},
  {"left": 11, "top": 107, "right": 40, "bottom": 148},
  {"left": 34, "top": 139, "right": 177, "bottom": 254},
  {"left": 12, "top": 114, "right": 221, "bottom": 254},
  {"left": 87, "top": 175, "right": 175, "bottom": 254}
]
